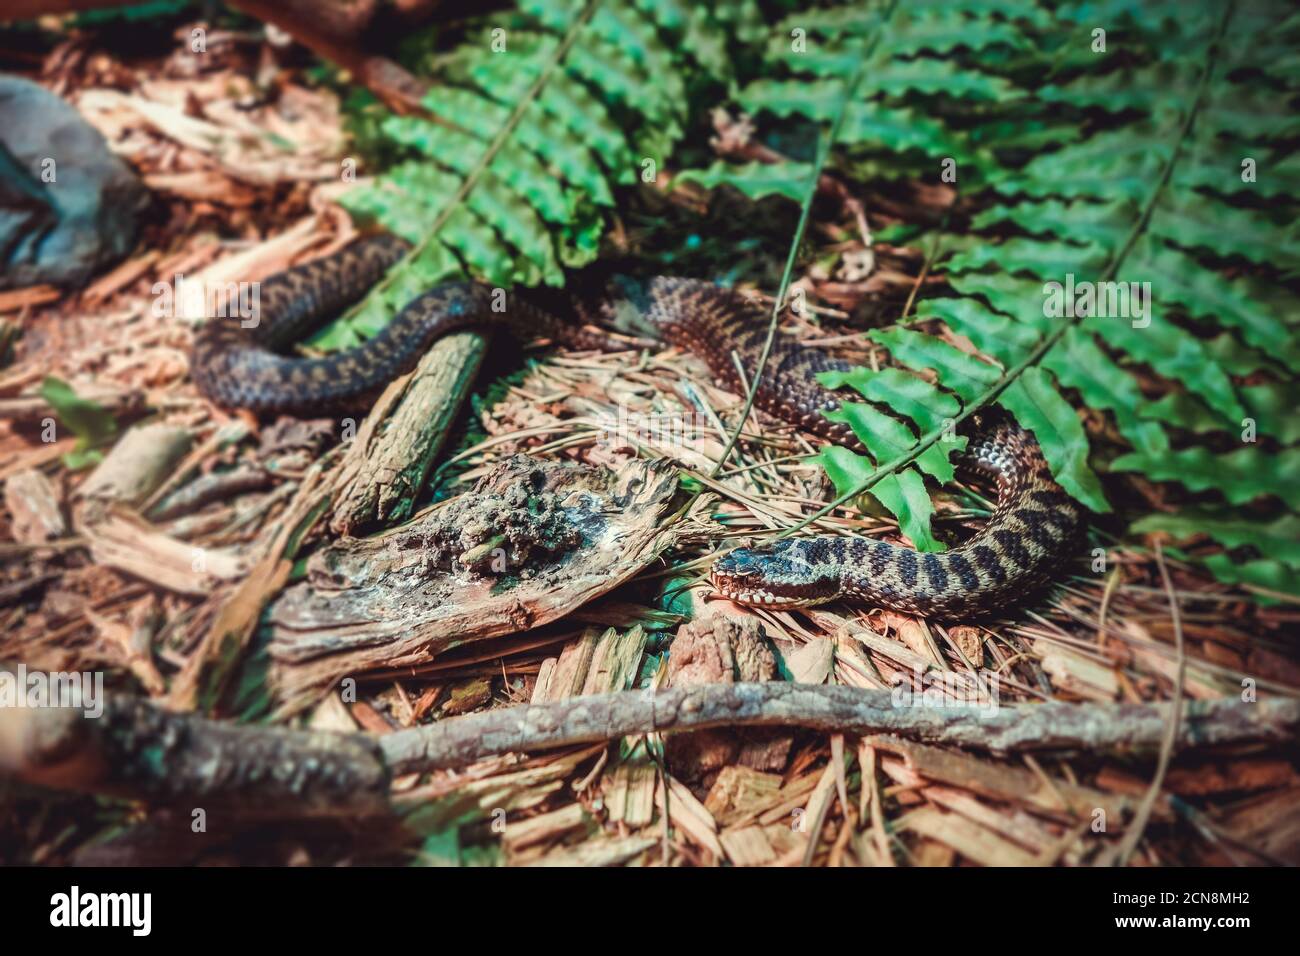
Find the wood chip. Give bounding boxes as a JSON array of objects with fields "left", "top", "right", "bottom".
[
  {"left": 349, "top": 700, "right": 393, "bottom": 735},
  {"left": 1033, "top": 638, "right": 1119, "bottom": 701},
  {"left": 603, "top": 760, "right": 657, "bottom": 827},
  {"left": 82, "top": 514, "right": 246, "bottom": 596},
  {"left": 523, "top": 834, "right": 656, "bottom": 867},
  {"left": 3, "top": 469, "right": 66, "bottom": 543},
  {"left": 899, "top": 806, "right": 1040, "bottom": 866},
  {"left": 81, "top": 251, "right": 160, "bottom": 305},
  {"left": 0, "top": 285, "right": 62, "bottom": 313},
  {"left": 503, "top": 802, "right": 590, "bottom": 855},
  {"left": 657, "top": 774, "right": 724, "bottom": 859},
  {"left": 719, "top": 825, "right": 776, "bottom": 866},
  {"left": 871, "top": 735, "right": 1166, "bottom": 824},
  {"left": 704, "top": 766, "right": 783, "bottom": 822},
  {"left": 581, "top": 625, "right": 647, "bottom": 695},
  {"left": 76, "top": 423, "right": 193, "bottom": 512},
  {"left": 787, "top": 636, "right": 834, "bottom": 684}
]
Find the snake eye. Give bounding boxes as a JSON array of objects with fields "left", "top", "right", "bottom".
[{"left": 715, "top": 547, "right": 766, "bottom": 579}]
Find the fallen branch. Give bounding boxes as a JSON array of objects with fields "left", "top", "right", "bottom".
[
  {"left": 380, "top": 683, "right": 1300, "bottom": 773},
  {"left": 0, "top": 693, "right": 389, "bottom": 818},
  {"left": 3, "top": 684, "right": 1294, "bottom": 813},
  {"left": 7, "top": 0, "right": 436, "bottom": 117},
  {"left": 148, "top": 464, "right": 272, "bottom": 522},
  {"left": 228, "top": 0, "right": 434, "bottom": 116}
]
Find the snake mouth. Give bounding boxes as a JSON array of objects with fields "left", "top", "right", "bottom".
[
  {"left": 710, "top": 543, "right": 841, "bottom": 608},
  {"left": 709, "top": 574, "right": 812, "bottom": 607}
]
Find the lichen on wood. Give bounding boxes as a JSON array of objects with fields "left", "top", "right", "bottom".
[{"left": 269, "top": 455, "right": 710, "bottom": 707}]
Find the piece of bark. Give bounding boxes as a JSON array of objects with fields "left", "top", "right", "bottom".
[
  {"left": 271, "top": 455, "right": 701, "bottom": 705},
  {"left": 3, "top": 468, "right": 65, "bottom": 543},
  {"left": 1210, "top": 786, "right": 1300, "bottom": 864},
  {"left": 869, "top": 734, "right": 1164, "bottom": 824},
  {"left": 329, "top": 331, "right": 487, "bottom": 535},
  {"left": 664, "top": 615, "right": 790, "bottom": 781},
  {"left": 81, "top": 513, "right": 247, "bottom": 596},
  {"left": 1101, "top": 757, "right": 1299, "bottom": 799},
  {"left": 75, "top": 422, "right": 192, "bottom": 516}
]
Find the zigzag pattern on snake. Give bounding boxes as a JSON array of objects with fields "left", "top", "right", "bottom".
[{"left": 190, "top": 235, "right": 1082, "bottom": 617}]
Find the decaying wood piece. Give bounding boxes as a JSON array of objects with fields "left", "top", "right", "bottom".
[
  {"left": 158, "top": 322, "right": 489, "bottom": 712},
  {"left": 329, "top": 331, "right": 487, "bottom": 535},
  {"left": 379, "top": 684, "right": 1300, "bottom": 774},
  {"left": 0, "top": 693, "right": 390, "bottom": 819},
  {"left": 271, "top": 455, "right": 708, "bottom": 703}
]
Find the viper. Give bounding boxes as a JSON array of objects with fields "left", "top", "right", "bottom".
[{"left": 191, "top": 235, "right": 1082, "bottom": 617}]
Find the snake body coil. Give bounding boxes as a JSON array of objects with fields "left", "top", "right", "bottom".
[{"left": 191, "top": 236, "right": 1081, "bottom": 617}]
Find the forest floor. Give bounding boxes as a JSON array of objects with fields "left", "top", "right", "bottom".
[{"left": 1, "top": 20, "right": 1298, "bottom": 867}]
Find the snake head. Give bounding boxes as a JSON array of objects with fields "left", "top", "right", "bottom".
[{"left": 711, "top": 539, "right": 842, "bottom": 608}]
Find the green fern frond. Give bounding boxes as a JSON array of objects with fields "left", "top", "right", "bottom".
[
  {"left": 679, "top": 0, "right": 1300, "bottom": 596},
  {"left": 676, "top": 159, "right": 814, "bottom": 203},
  {"left": 330, "top": 0, "right": 735, "bottom": 346}
]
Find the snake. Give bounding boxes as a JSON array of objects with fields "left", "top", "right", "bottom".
[{"left": 191, "top": 235, "right": 1082, "bottom": 617}]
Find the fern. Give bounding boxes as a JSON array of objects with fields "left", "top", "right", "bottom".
[
  {"left": 328, "top": 0, "right": 1298, "bottom": 598},
  {"left": 679, "top": 0, "right": 1300, "bottom": 597},
  {"left": 331, "top": 0, "right": 740, "bottom": 344}
]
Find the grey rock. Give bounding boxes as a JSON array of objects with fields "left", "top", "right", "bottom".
[{"left": 0, "top": 75, "right": 150, "bottom": 290}]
